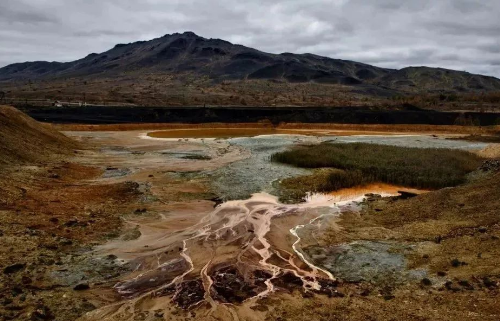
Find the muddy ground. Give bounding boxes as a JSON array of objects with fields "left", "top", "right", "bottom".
[{"left": 1, "top": 124, "right": 499, "bottom": 321}]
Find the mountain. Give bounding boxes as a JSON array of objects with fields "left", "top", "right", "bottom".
[
  {"left": 1, "top": 31, "right": 500, "bottom": 106},
  {"left": 0, "top": 32, "right": 392, "bottom": 85}
]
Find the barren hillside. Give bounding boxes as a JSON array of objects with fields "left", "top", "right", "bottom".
[{"left": 0, "top": 105, "right": 78, "bottom": 166}]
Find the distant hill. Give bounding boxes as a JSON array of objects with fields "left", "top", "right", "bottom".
[
  {"left": 1, "top": 32, "right": 500, "bottom": 106},
  {"left": 375, "top": 67, "right": 500, "bottom": 93}
]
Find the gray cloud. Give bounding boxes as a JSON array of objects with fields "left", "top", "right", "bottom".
[{"left": 0, "top": 0, "right": 499, "bottom": 77}]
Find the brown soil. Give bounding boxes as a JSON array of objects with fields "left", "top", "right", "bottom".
[
  {"left": 0, "top": 109, "right": 143, "bottom": 320},
  {"left": 4, "top": 75, "right": 500, "bottom": 112},
  {"left": 0, "top": 105, "right": 78, "bottom": 165},
  {"left": 321, "top": 171, "right": 500, "bottom": 276},
  {"left": 286, "top": 171, "right": 500, "bottom": 320},
  {"left": 478, "top": 144, "right": 500, "bottom": 158}
]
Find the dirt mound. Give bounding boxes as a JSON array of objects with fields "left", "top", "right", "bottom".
[
  {"left": 478, "top": 144, "right": 500, "bottom": 158},
  {"left": 0, "top": 105, "right": 77, "bottom": 166}
]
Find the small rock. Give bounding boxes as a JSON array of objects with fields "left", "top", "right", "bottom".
[
  {"left": 478, "top": 227, "right": 487, "bottom": 233},
  {"left": 458, "top": 280, "right": 474, "bottom": 290},
  {"left": 64, "top": 219, "right": 79, "bottom": 227},
  {"left": 2, "top": 298, "right": 13, "bottom": 306},
  {"left": 479, "top": 159, "right": 500, "bottom": 172},
  {"left": 445, "top": 281, "right": 461, "bottom": 292},
  {"left": 49, "top": 217, "right": 59, "bottom": 224},
  {"left": 301, "top": 291, "right": 314, "bottom": 298},
  {"left": 59, "top": 238, "right": 73, "bottom": 246},
  {"left": 421, "top": 278, "right": 432, "bottom": 286},
  {"left": 4, "top": 263, "right": 25, "bottom": 274},
  {"left": 437, "top": 271, "right": 447, "bottom": 277},
  {"left": 483, "top": 277, "right": 498, "bottom": 289},
  {"left": 451, "top": 258, "right": 466, "bottom": 267},
  {"left": 31, "top": 305, "right": 53, "bottom": 320},
  {"left": 398, "top": 191, "right": 418, "bottom": 199},
  {"left": 11, "top": 287, "right": 23, "bottom": 296},
  {"left": 328, "top": 290, "right": 345, "bottom": 298},
  {"left": 80, "top": 301, "right": 96, "bottom": 312},
  {"left": 360, "top": 288, "right": 371, "bottom": 296},
  {"left": 380, "top": 287, "right": 395, "bottom": 300},
  {"left": 73, "top": 283, "right": 90, "bottom": 291},
  {"left": 22, "top": 276, "right": 32, "bottom": 284}
]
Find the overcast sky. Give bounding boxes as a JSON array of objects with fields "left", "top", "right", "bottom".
[{"left": 1, "top": 0, "right": 499, "bottom": 77}]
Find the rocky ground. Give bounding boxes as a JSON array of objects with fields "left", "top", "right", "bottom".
[
  {"left": 287, "top": 166, "right": 500, "bottom": 321},
  {"left": 0, "top": 107, "right": 145, "bottom": 320},
  {"left": 1, "top": 107, "right": 500, "bottom": 321}
]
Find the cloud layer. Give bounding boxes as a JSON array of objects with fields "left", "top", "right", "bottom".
[{"left": 1, "top": 0, "right": 499, "bottom": 77}]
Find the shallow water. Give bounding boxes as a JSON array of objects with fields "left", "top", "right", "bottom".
[
  {"left": 205, "top": 133, "right": 487, "bottom": 200},
  {"left": 148, "top": 128, "right": 328, "bottom": 139},
  {"left": 327, "top": 134, "right": 489, "bottom": 150}
]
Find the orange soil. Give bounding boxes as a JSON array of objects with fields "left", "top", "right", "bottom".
[{"left": 54, "top": 121, "right": 500, "bottom": 136}]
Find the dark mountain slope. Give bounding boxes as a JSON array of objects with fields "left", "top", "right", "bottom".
[
  {"left": 1, "top": 31, "right": 499, "bottom": 96},
  {"left": 0, "top": 32, "right": 391, "bottom": 85}
]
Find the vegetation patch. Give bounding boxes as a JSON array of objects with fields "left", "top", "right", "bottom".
[
  {"left": 272, "top": 143, "right": 483, "bottom": 197},
  {"left": 448, "top": 134, "right": 500, "bottom": 143}
]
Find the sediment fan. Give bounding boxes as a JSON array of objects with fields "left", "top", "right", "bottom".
[{"left": 81, "top": 192, "right": 368, "bottom": 319}]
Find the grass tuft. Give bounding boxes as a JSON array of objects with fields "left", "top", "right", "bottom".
[{"left": 272, "top": 143, "right": 483, "bottom": 194}]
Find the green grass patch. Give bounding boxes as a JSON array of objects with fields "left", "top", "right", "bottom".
[{"left": 272, "top": 143, "right": 483, "bottom": 195}]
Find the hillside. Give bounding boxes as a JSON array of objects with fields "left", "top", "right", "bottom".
[
  {"left": 0, "top": 32, "right": 390, "bottom": 85},
  {"left": 376, "top": 67, "right": 500, "bottom": 93},
  {"left": 0, "top": 105, "right": 77, "bottom": 165},
  {"left": 1, "top": 32, "right": 500, "bottom": 107}
]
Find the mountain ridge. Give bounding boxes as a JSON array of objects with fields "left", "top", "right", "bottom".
[{"left": 1, "top": 31, "right": 500, "bottom": 99}]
